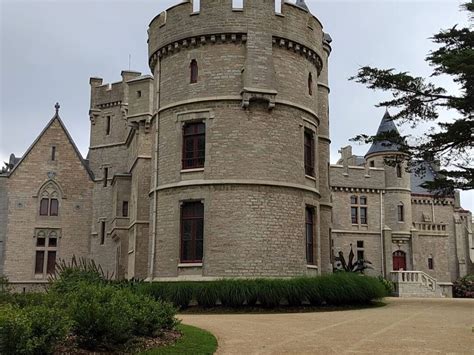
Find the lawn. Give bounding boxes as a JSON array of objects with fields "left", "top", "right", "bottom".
[{"left": 143, "top": 324, "right": 218, "bottom": 355}]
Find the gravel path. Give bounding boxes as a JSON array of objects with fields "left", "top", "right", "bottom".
[{"left": 179, "top": 298, "right": 474, "bottom": 354}]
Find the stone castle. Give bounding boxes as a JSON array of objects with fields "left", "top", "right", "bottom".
[{"left": 0, "top": 0, "right": 472, "bottom": 297}]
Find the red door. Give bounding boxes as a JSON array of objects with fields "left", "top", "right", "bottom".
[{"left": 393, "top": 251, "right": 406, "bottom": 270}]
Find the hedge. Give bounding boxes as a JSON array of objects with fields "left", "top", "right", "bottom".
[{"left": 136, "top": 273, "right": 387, "bottom": 309}]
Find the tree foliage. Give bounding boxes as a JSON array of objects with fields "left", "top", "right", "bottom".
[{"left": 350, "top": 2, "right": 473, "bottom": 193}]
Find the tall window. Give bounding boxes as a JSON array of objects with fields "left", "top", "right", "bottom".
[
  {"left": 182, "top": 122, "right": 205, "bottom": 169},
  {"left": 350, "top": 196, "right": 358, "bottom": 224},
  {"left": 397, "top": 203, "right": 405, "bottom": 222},
  {"left": 35, "top": 232, "right": 58, "bottom": 276},
  {"left": 51, "top": 146, "right": 56, "bottom": 161},
  {"left": 106, "top": 116, "right": 111, "bottom": 135},
  {"left": 356, "top": 240, "right": 365, "bottom": 260},
  {"left": 304, "top": 129, "right": 315, "bottom": 176},
  {"left": 428, "top": 255, "right": 434, "bottom": 270},
  {"left": 122, "top": 201, "right": 129, "bottom": 217},
  {"left": 396, "top": 163, "right": 402, "bottom": 178},
  {"left": 305, "top": 207, "right": 314, "bottom": 265},
  {"left": 308, "top": 73, "right": 313, "bottom": 96},
  {"left": 351, "top": 196, "right": 368, "bottom": 225},
  {"left": 103, "top": 167, "right": 109, "bottom": 187},
  {"left": 181, "top": 201, "right": 204, "bottom": 263},
  {"left": 360, "top": 196, "right": 368, "bottom": 224},
  {"left": 100, "top": 221, "right": 106, "bottom": 245},
  {"left": 190, "top": 59, "right": 198, "bottom": 84},
  {"left": 39, "top": 198, "right": 59, "bottom": 216}
]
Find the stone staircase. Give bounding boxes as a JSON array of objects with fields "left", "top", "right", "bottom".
[{"left": 390, "top": 271, "right": 451, "bottom": 298}]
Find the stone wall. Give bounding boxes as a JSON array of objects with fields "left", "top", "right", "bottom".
[
  {"left": 0, "top": 176, "right": 7, "bottom": 275},
  {"left": 2, "top": 119, "right": 92, "bottom": 282}
]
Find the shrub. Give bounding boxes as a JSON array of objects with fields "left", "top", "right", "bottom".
[
  {"left": 378, "top": 275, "right": 395, "bottom": 295},
  {"left": 0, "top": 276, "right": 11, "bottom": 304},
  {"left": 0, "top": 304, "right": 70, "bottom": 355},
  {"left": 63, "top": 282, "right": 178, "bottom": 349},
  {"left": 453, "top": 274, "right": 474, "bottom": 298},
  {"left": 49, "top": 256, "right": 108, "bottom": 294}
]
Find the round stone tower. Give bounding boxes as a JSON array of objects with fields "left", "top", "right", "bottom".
[
  {"left": 147, "top": 0, "right": 332, "bottom": 279},
  {"left": 365, "top": 111, "right": 412, "bottom": 270}
]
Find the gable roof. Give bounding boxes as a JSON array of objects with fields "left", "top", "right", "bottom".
[
  {"left": 8, "top": 107, "right": 94, "bottom": 180},
  {"left": 365, "top": 110, "right": 402, "bottom": 157}
]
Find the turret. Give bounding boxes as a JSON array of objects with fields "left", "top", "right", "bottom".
[{"left": 366, "top": 110, "right": 412, "bottom": 234}]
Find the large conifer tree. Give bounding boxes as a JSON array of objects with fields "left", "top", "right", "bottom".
[{"left": 350, "top": 2, "right": 473, "bottom": 194}]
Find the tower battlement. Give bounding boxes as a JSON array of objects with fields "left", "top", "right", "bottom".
[{"left": 148, "top": 0, "right": 328, "bottom": 72}]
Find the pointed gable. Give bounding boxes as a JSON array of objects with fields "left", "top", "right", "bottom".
[{"left": 8, "top": 108, "right": 94, "bottom": 180}]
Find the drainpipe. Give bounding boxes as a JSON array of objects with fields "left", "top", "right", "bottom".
[
  {"left": 380, "top": 190, "right": 385, "bottom": 277},
  {"left": 149, "top": 58, "right": 161, "bottom": 281}
]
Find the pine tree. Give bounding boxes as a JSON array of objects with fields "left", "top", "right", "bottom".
[{"left": 350, "top": 2, "right": 473, "bottom": 194}]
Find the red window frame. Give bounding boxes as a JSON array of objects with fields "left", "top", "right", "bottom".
[
  {"left": 182, "top": 122, "right": 205, "bottom": 169},
  {"left": 304, "top": 130, "right": 315, "bottom": 176},
  {"left": 180, "top": 201, "right": 204, "bottom": 263},
  {"left": 305, "top": 207, "right": 314, "bottom": 265}
]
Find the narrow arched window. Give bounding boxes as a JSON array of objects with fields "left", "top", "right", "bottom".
[
  {"left": 190, "top": 59, "right": 198, "bottom": 84},
  {"left": 396, "top": 163, "right": 402, "bottom": 178},
  {"left": 397, "top": 202, "right": 405, "bottom": 222},
  {"left": 308, "top": 73, "right": 313, "bottom": 96}
]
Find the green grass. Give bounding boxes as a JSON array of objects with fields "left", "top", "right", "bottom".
[{"left": 143, "top": 324, "right": 217, "bottom": 355}]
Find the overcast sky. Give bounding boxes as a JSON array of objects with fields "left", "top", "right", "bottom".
[{"left": 0, "top": 0, "right": 472, "bottom": 209}]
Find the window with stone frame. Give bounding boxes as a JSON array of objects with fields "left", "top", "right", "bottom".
[
  {"left": 34, "top": 230, "right": 58, "bottom": 276},
  {"left": 100, "top": 221, "right": 106, "bottom": 245},
  {"left": 182, "top": 122, "right": 205, "bottom": 169},
  {"left": 122, "top": 201, "right": 129, "bottom": 217},
  {"left": 180, "top": 201, "right": 204, "bottom": 263},
  {"left": 397, "top": 203, "right": 405, "bottom": 222},
  {"left": 428, "top": 254, "right": 434, "bottom": 270},
  {"left": 396, "top": 163, "right": 402, "bottom": 178},
  {"left": 356, "top": 240, "right": 365, "bottom": 260},
  {"left": 304, "top": 129, "right": 315, "bottom": 177},
  {"left": 351, "top": 196, "right": 368, "bottom": 225},
  {"left": 305, "top": 206, "right": 315, "bottom": 265},
  {"left": 190, "top": 59, "right": 198, "bottom": 84},
  {"left": 308, "top": 72, "right": 313, "bottom": 96},
  {"left": 38, "top": 181, "right": 60, "bottom": 217}
]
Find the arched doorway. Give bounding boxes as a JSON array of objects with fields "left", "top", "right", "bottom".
[{"left": 393, "top": 250, "right": 406, "bottom": 271}]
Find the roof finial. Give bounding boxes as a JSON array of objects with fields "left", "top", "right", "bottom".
[{"left": 55, "top": 102, "right": 60, "bottom": 116}]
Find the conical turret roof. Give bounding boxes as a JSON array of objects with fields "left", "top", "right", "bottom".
[
  {"left": 295, "top": 0, "right": 309, "bottom": 11},
  {"left": 365, "top": 110, "right": 401, "bottom": 157}
]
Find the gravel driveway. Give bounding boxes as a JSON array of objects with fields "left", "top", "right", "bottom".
[{"left": 180, "top": 298, "right": 474, "bottom": 354}]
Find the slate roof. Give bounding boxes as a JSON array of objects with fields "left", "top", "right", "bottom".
[
  {"left": 365, "top": 110, "right": 401, "bottom": 157},
  {"left": 411, "top": 161, "right": 439, "bottom": 195},
  {"left": 295, "top": 0, "right": 309, "bottom": 11}
]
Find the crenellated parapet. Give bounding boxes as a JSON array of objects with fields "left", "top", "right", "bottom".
[{"left": 148, "top": 0, "right": 328, "bottom": 74}]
